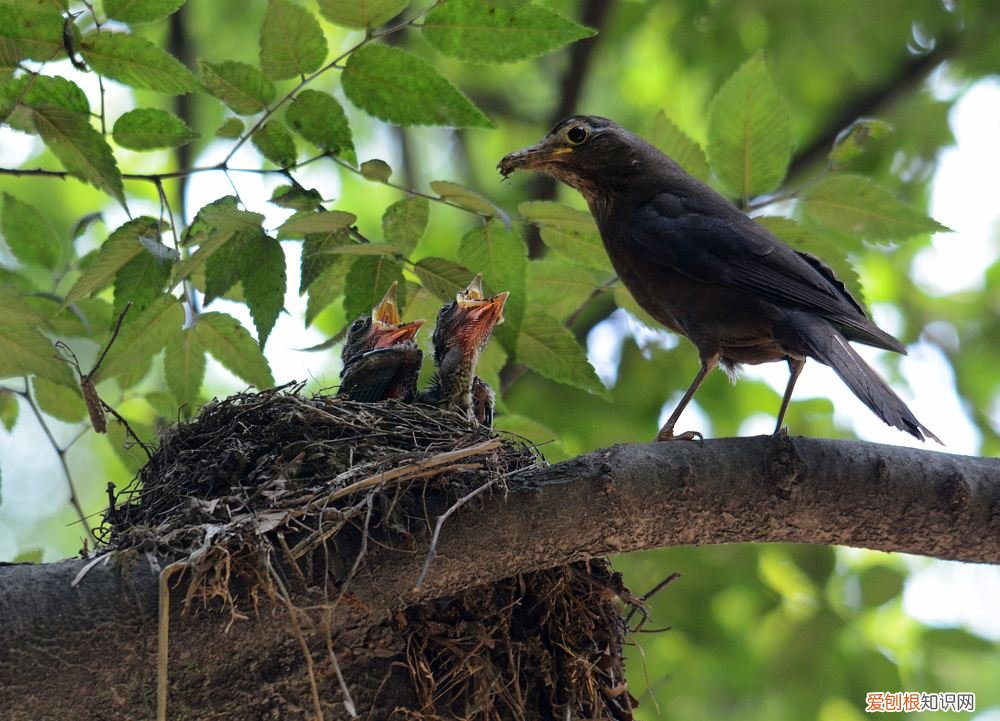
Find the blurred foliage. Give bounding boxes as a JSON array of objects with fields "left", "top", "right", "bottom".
[{"left": 0, "top": 0, "right": 998, "bottom": 719}]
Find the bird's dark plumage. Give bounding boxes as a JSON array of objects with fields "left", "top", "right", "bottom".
[
  {"left": 500, "top": 115, "right": 938, "bottom": 442},
  {"left": 338, "top": 282, "right": 424, "bottom": 403},
  {"left": 420, "top": 274, "right": 507, "bottom": 426}
]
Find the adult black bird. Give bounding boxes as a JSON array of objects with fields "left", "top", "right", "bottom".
[
  {"left": 338, "top": 281, "right": 424, "bottom": 402},
  {"left": 421, "top": 274, "right": 508, "bottom": 426},
  {"left": 499, "top": 116, "right": 938, "bottom": 443}
]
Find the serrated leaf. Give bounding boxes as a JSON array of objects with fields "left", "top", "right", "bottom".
[
  {"left": 802, "top": 174, "right": 950, "bottom": 241},
  {"left": 321, "top": 242, "right": 397, "bottom": 256},
  {"left": 343, "top": 255, "right": 404, "bottom": 321},
  {"left": 1, "top": 192, "right": 62, "bottom": 269},
  {"left": 430, "top": 180, "right": 508, "bottom": 222},
  {"left": 458, "top": 220, "right": 526, "bottom": 353},
  {"left": 216, "top": 117, "right": 244, "bottom": 138},
  {"left": 251, "top": 120, "right": 297, "bottom": 167},
  {"left": 422, "top": 0, "right": 594, "bottom": 64},
  {"left": 171, "top": 229, "right": 233, "bottom": 285},
  {"left": 259, "top": 0, "right": 327, "bottom": 81},
  {"left": 0, "top": 324, "right": 75, "bottom": 386},
  {"left": 113, "top": 247, "right": 173, "bottom": 318},
  {"left": 200, "top": 60, "right": 275, "bottom": 115},
  {"left": 198, "top": 204, "right": 265, "bottom": 234},
  {"left": 526, "top": 258, "right": 599, "bottom": 320},
  {"left": 0, "top": 5, "right": 64, "bottom": 62},
  {"left": 71, "top": 212, "right": 102, "bottom": 241},
  {"left": 516, "top": 311, "right": 606, "bottom": 397},
  {"left": 0, "top": 390, "right": 17, "bottom": 430},
  {"left": 164, "top": 328, "right": 204, "bottom": 407},
  {"left": 342, "top": 45, "right": 492, "bottom": 128},
  {"left": 518, "top": 201, "right": 610, "bottom": 271},
  {"left": 270, "top": 184, "right": 323, "bottom": 211},
  {"left": 42, "top": 297, "right": 112, "bottom": 337},
  {"left": 32, "top": 376, "right": 85, "bottom": 422},
  {"left": 278, "top": 210, "right": 356, "bottom": 237},
  {"left": 304, "top": 257, "right": 349, "bottom": 324},
  {"left": 193, "top": 311, "right": 274, "bottom": 388},
  {"left": 707, "top": 53, "right": 791, "bottom": 200},
  {"left": 649, "top": 109, "right": 710, "bottom": 182},
  {"left": 204, "top": 229, "right": 255, "bottom": 302},
  {"left": 360, "top": 158, "right": 391, "bottom": 182},
  {"left": 0, "top": 74, "right": 88, "bottom": 133},
  {"left": 0, "top": 286, "right": 51, "bottom": 329},
  {"left": 318, "top": 0, "right": 408, "bottom": 28},
  {"left": 285, "top": 89, "right": 355, "bottom": 163},
  {"left": 79, "top": 31, "right": 198, "bottom": 94},
  {"left": 242, "top": 234, "right": 285, "bottom": 347},
  {"left": 412, "top": 257, "right": 473, "bottom": 301},
  {"left": 65, "top": 218, "right": 160, "bottom": 304},
  {"left": 92, "top": 295, "right": 183, "bottom": 383},
  {"left": 32, "top": 105, "right": 125, "bottom": 206},
  {"left": 300, "top": 229, "right": 350, "bottom": 292},
  {"left": 382, "top": 196, "right": 428, "bottom": 255},
  {"left": 830, "top": 118, "right": 893, "bottom": 169},
  {"left": 104, "top": 0, "right": 186, "bottom": 24},
  {"left": 757, "top": 215, "right": 867, "bottom": 310},
  {"left": 112, "top": 108, "right": 198, "bottom": 150}
]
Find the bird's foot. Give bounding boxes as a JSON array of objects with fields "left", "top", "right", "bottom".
[
  {"left": 772, "top": 425, "right": 789, "bottom": 438},
  {"left": 654, "top": 428, "right": 703, "bottom": 443}
]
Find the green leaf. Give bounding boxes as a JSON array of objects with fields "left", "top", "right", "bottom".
[
  {"left": 32, "top": 106, "right": 125, "bottom": 206},
  {"left": 113, "top": 247, "right": 173, "bottom": 319},
  {"left": 204, "top": 229, "right": 255, "bottom": 302},
  {"left": 285, "top": 89, "right": 355, "bottom": 163},
  {"left": 259, "top": 0, "right": 327, "bottom": 81},
  {"left": 1, "top": 192, "right": 62, "bottom": 269},
  {"left": 320, "top": 243, "right": 397, "bottom": 256},
  {"left": 0, "top": 286, "right": 52, "bottom": 329},
  {"left": 65, "top": 218, "right": 161, "bottom": 304},
  {"left": 197, "top": 203, "right": 265, "bottom": 235},
  {"left": 515, "top": 311, "right": 606, "bottom": 397},
  {"left": 242, "top": 234, "right": 286, "bottom": 347},
  {"left": 31, "top": 376, "right": 85, "bottom": 423},
  {"left": 0, "top": 75, "right": 88, "bottom": 133},
  {"left": 458, "top": 220, "right": 526, "bottom": 353},
  {"left": 104, "top": 0, "right": 186, "bottom": 24},
  {"left": 343, "top": 255, "right": 404, "bottom": 321},
  {"left": 430, "top": 180, "right": 508, "bottom": 222},
  {"left": 251, "top": 120, "right": 297, "bottom": 167},
  {"left": 422, "top": 0, "right": 594, "bottom": 64},
  {"left": 79, "top": 31, "right": 198, "bottom": 94},
  {"left": 171, "top": 229, "right": 233, "bottom": 285},
  {"left": 382, "top": 196, "right": 428, "bottom": 255},
  {"left": 278, "top": 210, "right": 357, "bottom": 237},
  {"left": 304, "top": 257, "right": 349, "bottom": 324},
  {"left": 0, "top": 325, "right": 75, "bottom": 387},
  {"left": 802, "top": 174, "right": 951, "bottom": 241},
  {"left": 0, "top": 4, "right": 64, "bottom": 62},
  {"left": 756, "top": 216, "right": 867, "bottom": 309},
  {"left": 412, "top": 257, "right": 473, "bottom": 302},
  {"left": 200, "top": 60, "right": 276, "bottom": 115},
  {"left": 0, "top": 390, "right": 18, "bottom": 430},
  {"left": 342, "top": 45, "right": 492, "bottom": 128},
  {"left": 830, "top": 118, "right": 893, "bottom": 169},
  {"left": 193, "top": 311, "right": 274, "bottom": 388},
  {"left": 649, "top": 109, "right": 710, "bottom": 182},
  {"left": 216, "top": 117, "right": 244, "bottom": 138},
  {"left": 707, "top": 53, "right": 791, "bottom": 200},
  {"left": 518, "top": 201, "right": 610, "bottom": 271},
  {"left": 317, "top": 0, "right": 408, "bottom": 28},
  {"left": 270, "top": 185, "right": 323, "bottom": 211},
  {"left": 92, "top": 295, "right": 184, "bottom": 383},
  {"left": 112, "top": 108, "right": 198, "bottom": 150},
  {"left": 360, "top": 158, "right": 392, "bottom": 182},
  {"left": 526, "top": 258, "right": 599, "bottom": 320},
  {"left": 164, "top": 328, "right": 205, "bottom": 407},
  {"left": 300, "top": 229, "right": 351, "bottom": 292}
]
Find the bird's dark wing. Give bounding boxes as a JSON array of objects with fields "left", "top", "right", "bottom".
[
  {"left": 471, "top": 377, "right": 495, "bottom": 427},
  {"left": 337, "top": 345, "right": 422, "bottom": 402},
  {"left": 629, "top": 193, "right": 904, "bottom": 352}
]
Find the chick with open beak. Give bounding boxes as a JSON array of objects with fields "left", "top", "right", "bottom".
[
  {"left": 338, "top": 281, "right": 425, "bottom": 402},
  {"left": 421, "top": 274, "right": 508, "bottom": 426}
]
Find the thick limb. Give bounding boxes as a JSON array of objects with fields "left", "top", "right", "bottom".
[
  {"left": 773, "top": 357, "right": 806, "bottom": 435},
  {"left": 655, "top": 353, "right": 719, "bottom": 442}
]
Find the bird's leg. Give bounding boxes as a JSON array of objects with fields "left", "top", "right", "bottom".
[
  {"left": 773, "top": 358, "right": 805, "bottom": 435},
  {"left": 655, "top": 354, "right": 719, "bottom": 442}
]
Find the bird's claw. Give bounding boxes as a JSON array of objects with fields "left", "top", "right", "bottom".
[{"left": 654, "top": 428, "right": 703, "bottom": 443}]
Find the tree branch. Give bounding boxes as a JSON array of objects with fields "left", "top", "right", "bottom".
[{"left": 1, "top": 437, "right": 997, "bottom": 719}]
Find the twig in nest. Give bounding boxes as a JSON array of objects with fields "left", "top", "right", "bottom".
[
  {"left": 414, "top": 476, "right": 499, "bottom": 591},
  {"left": 625, "top": 571, "right": 680, "bottom": 632}
]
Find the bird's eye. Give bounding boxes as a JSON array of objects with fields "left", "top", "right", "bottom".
[
  {"left": 350, "top": 318, "right": 368, "bottom": 334},
  {"left": 566, "top": 125, "right": 588, "bottom": 145}
]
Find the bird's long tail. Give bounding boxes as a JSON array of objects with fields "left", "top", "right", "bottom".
[{"left": 800, "top": 322, "right": 940, "bottom": 443}]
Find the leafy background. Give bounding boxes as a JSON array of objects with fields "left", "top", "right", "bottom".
[{"left": 1, "top": 1, "right": 999, "bottom": 719}]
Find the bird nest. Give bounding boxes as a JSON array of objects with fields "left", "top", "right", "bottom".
[{"left": 97, "top": 383, "right": 646, "bottom": 720}]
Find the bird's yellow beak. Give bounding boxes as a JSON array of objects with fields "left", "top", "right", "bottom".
[{"left": 372, "top": 281, "right": 401, "bottom": 327}]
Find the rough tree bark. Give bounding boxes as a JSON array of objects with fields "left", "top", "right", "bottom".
[{"left": 1, "top": 436, "right": 998, "bottom": 720}]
